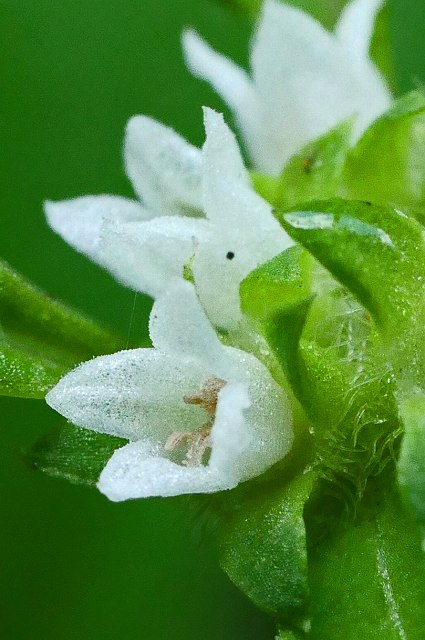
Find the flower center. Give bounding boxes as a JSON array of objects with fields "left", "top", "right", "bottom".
[{"left": 164, "top": 377, "right": 227, "bottom": 466}]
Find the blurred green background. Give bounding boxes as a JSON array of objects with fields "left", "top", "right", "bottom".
[{"left": 0, "top": 1, "right": 424, "bottom": 638}]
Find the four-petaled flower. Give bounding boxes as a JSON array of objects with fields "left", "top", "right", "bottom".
[
  {"left": 45, "top": 108, "right": 291, "bottom": 331},
  {"left": 46, "top": 280, "right": 293, "bottom": 501},
  {"left": 183, "top": 0, "right": 391, "bottom": 175}
]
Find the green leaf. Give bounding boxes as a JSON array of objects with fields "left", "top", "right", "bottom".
[
  {"left": 28, "top": 421, "right": 126, "bottom": 487},
  {"left": 308, "top": 481, "right": 425, "bottom": 639},
  {"left": 279, "top": 199, "right": 425, "bottom": 362},
  {"left": 214, "top": 1, "right": 393, "bottom": 84},
  {"left": 0, "top": 345, "right": 64, "bottom": 399},
  {"left": 279, "top": 199, "right": 425, "bottom": 514},
  {"left": 220, "top": 471, "right": 314, "bottom": 624},
  {"left": 243, "top": 203, "right": 408, "bottom": 499},
  {"left": 398, "top": 393, "right": 425, "bottom": 525},
  {"left": 344, "top": 91, "right": 425, "bottom": 214},
  {"left": 274, "top": 119, "right": 353, "bottom": 210},
  {"left": 0, "top": 259, "right": 125, "bottom": 398}
]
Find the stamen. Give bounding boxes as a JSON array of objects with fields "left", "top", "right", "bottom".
[
  {"left": 164, "top": 377, "right": 227, "bottom": 466},
  {"left": 183, "top": 377, "right": 226, "bottom": 413}
]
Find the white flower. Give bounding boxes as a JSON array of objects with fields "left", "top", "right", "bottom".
[
  {"left": 182, "top": 0, "right": 392, "bottom": 175},
  {"left": 46, "top": 279, "right": 293, "bottom": 501},
  {"left": 46, "top": 108, "right": 291, "bottom": 331}
]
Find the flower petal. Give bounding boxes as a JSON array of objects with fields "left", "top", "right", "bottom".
[
  {"left": 125, "top": 115, "right": 202, "bottom": 215},
  {"left": 250, "top": 0, "right": 391, "bottom": 172},
  {"left": 182, "top": 29, "right": 256, "bottom": 115},
  {"left": 46, "top": 348, "right": 207, "bottom": 442},
  {"left": 209, "top": 381, "right": 251, "bottom": 477},
  {"left": 182, "top": 29, "right": 263, "bottom": 170},
  {"left": 45, "top": 195, "right": 147, "bottom": 263},
  {"left": 97, "top": 440, "right": 230, "bottom": 501},
  {"left": 202, "top": 107, "right": 249, "bottom": 186},
  {"left": 195, "top": 177, "right": 292, "bottom": 329},
  {"left": 149, "top": 279, "right": 227, "bottom": 373},
  {"left": 335, "top": 0, "right": 384, "bottom": 63},
  {"left": 99, "top": 215, "right": 208, "bottom": 298},
  {"left": 220, "top": 348, "right": 293, "bottom": 479}
]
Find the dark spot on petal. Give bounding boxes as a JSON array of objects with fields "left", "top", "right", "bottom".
[{"left": 226, "top": 251, "right": 235, "bottom": 260}]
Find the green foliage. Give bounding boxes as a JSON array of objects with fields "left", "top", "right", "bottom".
[
  {"left": 28, "top": 421, "right": 126, "bottom": 486},
  {"left": 220, "top": 472, "right": 314, "bottom": 625},
  {"left": 344, "top": 91, "right": 425, "bottom": 216},
  {"left": 308, "top": 481, "right": 425, "bottom": 638},
  {"left": 398, "top": 394, "right": 425, "bottom": 525},
  {"left": 240, "top": 235, "right": 402, "bottom": 499},
  {"left": 279, "top": 199, "right": 425, "bottom": 355},
  {"left": 0, "top": 259, "right": 125, "bottom": 398},
  {"left": 277, "top": 198, "right": 425, "bottom": 526}
]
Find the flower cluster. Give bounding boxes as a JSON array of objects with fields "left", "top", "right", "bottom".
[{"left": 45, "top": 0, "right": 390, "bottom": 501}]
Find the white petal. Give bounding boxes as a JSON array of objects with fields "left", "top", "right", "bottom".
[
  {"left": 194, "top": 182, "right": 292, "bottom": 329},
  {"left": 125, "top": 115, "right": 202, "bottom": 215},
  {"left": 182, "top": 29, "right": 263, "bottom": 171},
  {"left": 45, "top": 195, "right": 147, "bottom": 263},
  {"left": 98, "top": 440, "right": 229, "bottom": 501},
  {"left": 335, "top": 0, "right": 384, "bottom": 62},
  {"left": 182, "top": 29, "right": 256, "bottom": 115},
  {"left": 250, "top": 0, "right": 390, "bottom": 172},
  {"left": 209, "top": 382, "right": 251, "bottom": 478},
  {"left": 223, "top": 347, "right": 293, "bottom": 480},
  {"left": 97, "top": 371, "right": 291, "bottom": 500},
  {"left": 149, "top": 279, "right": 228, "bottom": 373},
  {"left": 202, "top": 108, "right": 249, "bottom": 186},
  {"left": 99, "top": 215, "right": 208, "bottom": 298},
  {"left": 46, "top": 348, "right": 207, "bottom": 442}
]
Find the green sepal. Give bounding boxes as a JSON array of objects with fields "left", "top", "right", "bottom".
[
  {"left": 220, "top": 471, "right": 314, "bottom": 624},
  {"left": 240, "top": 246, "right": 314, "bottom": 395},
  {"left": 27, "top": 421, "right": 126, "bottom": 487},
  {"left": 274, "top": 120, "right": 353, "bottom": 210},
  {"left": 344, "top": 91, "right": 425, "bottom": 214},
  {"left": 307, "top": 480, "right": 425, "bottom": 639},
  {"left": 240, "top": 246, "right": 313, "bottom": 326},
  {"left": 0, "top": 259, "right": 125, "bottom": 398}
]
